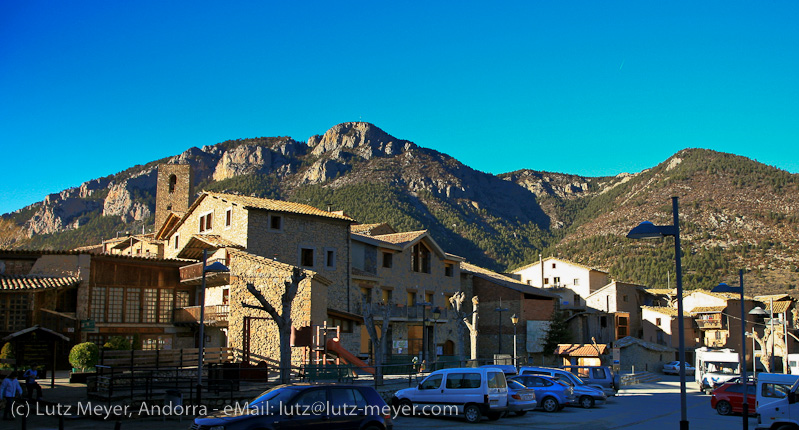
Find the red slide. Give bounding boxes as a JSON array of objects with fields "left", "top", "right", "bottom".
[{"left": 325, "top": 338, "right": 375, "bottom": 374}]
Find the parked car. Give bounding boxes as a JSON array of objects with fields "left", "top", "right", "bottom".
[
  {"left": 480, "top": 364, "right": 517, "bottom": 377},
  {"left": 392, "top": 367, "right": 508, "bottom": 423},
  {"left": 505, "top": 379, "right": 537, "bottom": 416},
  {"left": 518, "top": 366, "right": 607, "bottom": 408},
  {"left": 510, "top": 374, "right": 574, "bottom": 412},
  {"left": 663, "top": 361, "right": 696, "bottom": 375},
  {"left": 560, "top": 365, "right": 620, "bottom": 396},
  {"left": 192, "top": 384, "right": 393, "bottom": 430},
  {"left": 710, "top": 382, "right": 756, "bottom": 415}
]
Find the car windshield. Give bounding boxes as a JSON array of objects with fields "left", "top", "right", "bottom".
[
  {"left": 561, "top": 372, "right": 585, "bottom": 386},
  {"left": 705, "top": 361, "right": 738, "bottom": 374},
  {"left": 508, "top": 380, "right": 525, "bottom": 390},
  {"left": 250, "top": 386, "right": 301, "bottom": 408}
]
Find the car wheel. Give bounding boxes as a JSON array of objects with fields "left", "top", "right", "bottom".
[
  {"left": 580, "top": 396, "right": 595, "bottom": 409},
  {"left": 541, "top": 397, "right": 560, "bottom": 412},
  {"left": 515, "top": 411, "right": 527, "bottom": 416},
  {"left": 397, "top": 399, "right": 413, "bottom": 416},
  {"left": 716, "top": 400, "right": 732, "bottom": 416},
  {"left": 464, "top": 404, "right": 482, "bottom": 423}
]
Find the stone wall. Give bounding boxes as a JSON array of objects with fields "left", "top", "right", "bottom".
[
  {"left": 227, "top": 251, "right": 328, "bottom": 369},
  {"left": 155, "top": 164, "right": 193, "bottom": 232},
  {"left": 164, "top": 194, "right": 250, "bottom": 259}
]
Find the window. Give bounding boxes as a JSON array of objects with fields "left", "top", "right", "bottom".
[
  {"left": 225, "top": 208, "right": 232, "bottom": 228},
  {"left": 159, "top": 290, "right": 173, "bottom": 323},
  {"left": 174, "top": 235, "right": 179, "bottom": 250},
  {"left": 425, "top": 292, "right": 433, "bottom": 305},
  {"left": 381, "top": 289, "right": 392, "bottom": 304},
  {"left": 445, "top": 295, "right": 452, "bottom": 310},
  {"left": 222, "top": 288, "right": 229, "bottom": 305},
  {"left": 107, "top": 287, "right": 123, "bottom": 323},
  {"left": 168, "top": 174, "right": 177, "bottom": 193},
  {"left": 623, "top": 295, "right": 629, "bottom": 302},
  {"left": 553, "top": 277, "right": 561, "bottom": 285},
  {"left": 90, "top": 287, "right": 106, "bottom": 322},
  {"left": 300, "top": 248, "right": 314, "bottom": 267},
  {"left": 487, "top": 372, "right": 507, "bottom": 388},
  {"left": 325, "top": 248, "right": 336, "bottom": 269},
  {"left": 574, "top": 278, "right": 580, "bottom": 286},
  {"left": 552, "top": 263, "right": 556, "bottom": 269},
  {"left": 544, "top": 278, "right": 549, "bottom": 285},
  {"left": 0, "top": 294, "right": 30, "bottom": 332},
  {"left": 199, "top": 212, "right": 213, "bottom": 233},
  {"left": 360, "top": 287, "right": 372, "bottom": 304},
  {"left": 328, "top": 317, "right": 354, "bottom": 333},
  {"left": 445, "top": 263, "right": 454, "bottom": 277},
  {"left": 656, "top": 318, "right": 662, "bottom": 326},
  {"left": 382, "top": 252, "right": 393, "bottom": 268},
  {"left": 419, "top": 374, "right": 443, "bottom": 390},
  {"left": 176, "top": 291, "right": 190, "bottom": 308},
  {"left": 593, "top": 368, "right": 607, "bottom": 379},
  {"left": 762, "top": 383, "right": 789, "bottom": 399},
  {"left": 143, "top": 289, "right": 158, "bottom": 323},
  {"left": 293, "top": 389, "right": 328, "bottom": 410},
  {"left": 407, "top": 291, "right": 416, "bottom": 306},
  {"left": 446, "top": 373, "right": 482, "bottom": 389},
  {"left": 600, "top": 316, "right": 607, "bottom": 328},
  {"left": 122, "top": 288, "right": 141, "bottom": 323},
  {"left": 269, "top": 215, "right": 283, "bottom": 231},
  {"left": 411, "top": 242, "right": 431, "bottom": 273}
]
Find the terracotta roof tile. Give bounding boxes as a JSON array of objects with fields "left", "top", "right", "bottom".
[
  {"left": 641, "top": 305, "right": 690, "bottom": 317},
  {"left": 513, "top": 256, "right": 609, "bottom": 275},
  {"left": 371, "top": 230, "right": 427, "bottom": 246},
  {"left": 206, "top": 192, "right": 354, "bottom": 222},
  {"left": 767, "top": 300, "right": 792, "bottom": 314},
  {"left": 554, "top": 344, "right": 608, "bottom": 357},
  {"left": 691, "top": 306, "right": 726, "bottom": 314},
  {"left": 0, "top": 275, "right": 80, "bottom": 291},
  {"left": 461, "top": 262, "right": 558, "bottom": 298}
]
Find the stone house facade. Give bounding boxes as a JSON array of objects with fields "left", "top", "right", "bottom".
[
  {"left": 512, "top": 257, "right": 610, "bottom": 311},
  {"left": 350, "top": 228, "right": 464, "bottom": 363},
  {"left": 459, "top": 262, "right": 557, "bottom": 364},
  {"left": 640, "top": 305, "right": 697, "bottom": 350},
  {"left": 584, "top": 281, "right": 649, "bottom": 342}
]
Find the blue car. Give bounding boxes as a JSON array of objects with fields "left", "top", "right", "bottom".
[
  {"left": 192, "top": 384, "right": 393, "bottom": 430},
  {"left": 506, "top": 379, "right": 537, "bottom": 416},
  {"left": 510, "top": 374, "right": 574, "bottom": 412}
]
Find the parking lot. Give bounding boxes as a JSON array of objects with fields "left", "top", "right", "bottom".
[{"left": 395, "top": 375, "right": 758, "bottom": 430}]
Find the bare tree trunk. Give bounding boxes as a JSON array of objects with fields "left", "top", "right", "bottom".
[
  {"left": 450, "top": 292, "right": 468, "bottom": 360},
  {"left": 363, "top": 300, "right": 392, "bottom": 385},
  {"left": 464, "top": 296, "right": 479, "bottom": 362},
  {"left": 242, "top": 267, "right": 305, "bottom": 384}
]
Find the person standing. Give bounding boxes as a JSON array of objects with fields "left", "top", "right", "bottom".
[
  {"left": 1, "top": 371, "right": 23, "bottom": 421},
  {"left": 23, "top": 365, "right": 42, "bottom": 400}
]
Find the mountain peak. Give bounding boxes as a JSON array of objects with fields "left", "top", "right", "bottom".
[{"left": 307, "top": 122, "right": 415, "bottom": 159}]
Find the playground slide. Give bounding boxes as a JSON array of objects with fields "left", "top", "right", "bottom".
[{"left": 325, "top": 338, "right": 375, "bottom": 374}]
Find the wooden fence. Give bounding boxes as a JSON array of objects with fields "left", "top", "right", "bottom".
[{"left": 99, "top": 347, "right": 233, "bottom": 368}]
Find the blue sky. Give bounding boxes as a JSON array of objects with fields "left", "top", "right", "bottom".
[{"left": 2, "top": 1, "right": 798, "bottom": 215}]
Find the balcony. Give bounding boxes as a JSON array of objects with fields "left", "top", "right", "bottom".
[
  {"left": 696, "top": 319, "right": 722, "bottom": 330},
  {"left": 179, "top": 258, "right": 229, "bottom": 287},
  {"left": 353, "top": 303, "right": 449, "bottom": 321},
  {"left": 173, "top": 305, "right": 229, "bottom": 326}
]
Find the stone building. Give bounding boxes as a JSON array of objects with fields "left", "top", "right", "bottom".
[
  {"left": 459, "top": 262, "right": 558, "bottom": 364},
  {"left": 512, "top": 257, "right": 610, "bottom": 311}
]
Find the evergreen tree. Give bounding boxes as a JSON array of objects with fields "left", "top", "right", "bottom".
[{"left": 542, "top": 310, "right": 572, "bottom": 354}]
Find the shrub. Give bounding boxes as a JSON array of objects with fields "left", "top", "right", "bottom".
[
  {"left": 0, "top": 342, "right": 14, "bottom": 369},
  {"left": 103, "top": 336, "right": 131, "bottom": 351},
  {"left": 69, "top": 342, "right": 100, "bottom": 372}
]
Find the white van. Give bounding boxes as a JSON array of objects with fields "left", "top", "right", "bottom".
[
  {"left": 755, "top": 373, "right": 799, "bottom": 429},
  {"left": 392, "top": 367, "right": 508, "bottom": 423}
]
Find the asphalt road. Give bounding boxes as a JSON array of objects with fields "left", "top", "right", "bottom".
[{"left": 6, "top": 374, "right": 758, "bottom": 430}]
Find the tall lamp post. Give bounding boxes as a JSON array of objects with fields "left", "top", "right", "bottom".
[
  {"left": 196, "top": 249, "right": 229, "bottom": 404},
  {"left": 417, "top": 301, "right": 432, "bottom": 364},
  {"left": 712, "top": 270, "right": 748, "bottom": 430},
  {"left": 627, "top": 196, "right": 688, "bottom": 430},
  {"left": 495, "top": 298, "right": 509, "bottom": 357},
  {"left": 511, "top": 314, "right": 519, "bottom": 368}
]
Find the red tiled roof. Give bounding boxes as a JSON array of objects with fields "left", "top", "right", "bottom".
[
  {"left": 0, "top": 275, "right": 80, "bottom": 291},
  {"left": 372, "top": 231, "right": 427, "bottom": 246},
  {"left": 554, "top": 344, "right": 608, "bottom": 357}
]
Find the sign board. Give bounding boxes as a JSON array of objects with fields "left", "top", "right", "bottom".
[
  {"left": 80, "top": 319, "right": 96, "bottom": 333},
  {"left": 393, "top": 340, "right": 408, "bottom": 349},
  {"left": 612, "top": 347, "right": 621, "bottom": 365}
]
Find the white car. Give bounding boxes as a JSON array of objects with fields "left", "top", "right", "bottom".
[{"left": 663, "top": 361, "right": 696, "bottom": 375}]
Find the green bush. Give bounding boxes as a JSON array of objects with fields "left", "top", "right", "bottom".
[
  {"left": 0, "top": 342, "right": 14, "bottom": 369},
  {"left": 69, "top": 342, "right": 100, "bottom": 372},
  {"left": 103, "top": 336, "right": 131, "bottom": 351}
]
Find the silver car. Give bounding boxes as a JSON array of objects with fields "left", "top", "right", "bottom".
[{"left": 505, "top": 379, "right": 537, "bottom": 416}]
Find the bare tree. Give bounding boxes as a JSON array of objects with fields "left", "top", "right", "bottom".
[
  {"left": 449, "top": 292, "right": 479, "bottom": 362},
  {"left": 753, "top": 325, "right": 787, "bottom": 373},
  {"left": 449, "top": 292, "right": 468, "bottom": 360},
  {"left": 362, "top": 299, "right": 392, "bottom": 385},
  {"left": 242, "top": 267, "right": 306, "bottom": 384}
]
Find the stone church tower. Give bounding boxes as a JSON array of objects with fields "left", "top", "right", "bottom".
[{"left": 155, "top": 164, "right": 194, "bottom": 232}]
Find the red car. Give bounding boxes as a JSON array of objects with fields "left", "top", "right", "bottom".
[{"left": 710, "top": 382, "right": 756, "bottom": 415}]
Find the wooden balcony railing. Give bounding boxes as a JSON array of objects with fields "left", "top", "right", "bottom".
[
  {"left": 696, "top": 319, "right": 722, "bottom": 330},
  {"left": 179, "top": 258, "right": 229, "bottom": 286},
  {"left": 173, "top": 305, "right": 229, "bottom": 325}
]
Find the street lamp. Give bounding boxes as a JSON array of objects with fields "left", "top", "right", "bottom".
[
  {"left": 432, "top": 307, "right": 441, "bottom": 368},
  {"left": 196, "top": 249, "right": 229, "bottom": 404},
  {"left": 627, "top": 196, "right": 688, "bottom": 430},
  {"left": 416, "top": 301, "right": 432, "bottom": 363},
  {"left": 495, "top": 298, "right": 509, "bottom": 357},
  {"left": 511, "top": 314, "right": 519, "bottom": 368},
  {"left": 712, "top": 270, "right": 748, "bottom": 430}
]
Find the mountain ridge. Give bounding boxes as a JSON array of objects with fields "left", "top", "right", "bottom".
[{"left": 3, "top": 123, "right": 798, "bottom": 295}]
